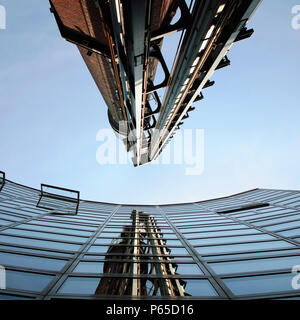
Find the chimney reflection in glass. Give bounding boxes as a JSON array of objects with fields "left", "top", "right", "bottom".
[{"left": 95, "top": 210, "right": 188, "bottom": 296}]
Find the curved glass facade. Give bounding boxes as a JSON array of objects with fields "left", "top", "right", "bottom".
[{"left": 0, "top": 178, "right": 300, "bottom": 300}]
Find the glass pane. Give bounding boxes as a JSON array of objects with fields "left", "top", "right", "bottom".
[
  {"left": 0, "top": 207, "right": 32, "bottom": 217},
  {"left": 179, "top": 224, "right": 246, "bottom": 233},
  {"left": 95, "top": 238, "right": 116, "bottom": 245},
  {"left": 0, "top": 219, "right": 13, "bottom": 226},
  {"left": 99, "top": 232, "right": 121, "bottom": 238},
  {"left": 73, "top": 261, "right": 204, "bottom": 275},
  {"left": 0, "top": 252, "right": 67, "bottom": 271},
  {"left": 0, "top": 235, "right": 82, "bottom": 251},
  {"left": 5, "top": 270, "right": 54, "bottom": 292},
  {"left": 87, "top": 246, "right": 110, "bottom": 254},
  {"left": 168, "top": 247, "right": 190, "bottom": 255},
  {"left": 0, "top": 245, "right": 73, "bottom": 257},
  {"left": 59, "top": 277, "right": 218, "bottom": 296},
  {"left": 0, "top": 213, "right": 24, "bottom": 222},
  {"left": 184, "top": 279, "right": 218, "bottom": 296},
  {"left": 188, "top": 234, "right": 275, "bottom": 245},
  {"left": 170, "top": 256, "right": 195, "bottom": 261},
  {"left": 102, "top": 228, "right": 123, "bottom": 233},
  {"left": 253, "top": 216, "right": 299, "bottom": 226},
  {"left": 224, "top": 273, "right": 296, "bottom": 295},
  {"left": 179, "top": 219, "right": 231, "bottom": 225},
  {"left": 58, "top": 277, "right": 100, "bottom": 294},
  {"left": 2, "top": 228, "right": 87, "bottom": 243},
  {"left": 195, "top": 241, "right": 294, "bottom": 255},
  {"left": 32, "top": 220, "right": 97, "bottom": 231},
  {"left": 163, "top": 240, "right": 183, "bottom": 246},
  {"left": 265, "top": 221, "right": 300, "bottom": 231},
  {"left": 73, "top": 262, "right": 104, "bottom": 274},
  {"left": 278, "top": 228, "right": 300, "bottom": 237},
  {"left": 175, "top": 264, "right": 204, "bottom": 275},
  {"left": 186, "top": 228, "right": 261, "bottom": 238},
  {"left": 209, "top": 255, "right": 300, "bottom": 275},
  {"left": 160, "top": 234, "right": 178, "bottom": 239},
  {"left": 274, "top": 198, "right": 300, "bottom": 207},
  {"left": 244, "top": 211, "right": 293, "bottom": 221},
  {"left": 17, "top": 223, "right": 93, "bottom": 237},
  {"left": 203, "top": 249, "right": 300, "bottom": 261}
]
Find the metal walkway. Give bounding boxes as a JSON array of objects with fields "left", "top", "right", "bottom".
[{"left": 50, "top": 0, "right": 262, "bottom": 166}]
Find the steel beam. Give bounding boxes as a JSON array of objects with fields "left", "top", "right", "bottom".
[{"left": 149, "top": 0, "right": 263, "bottom": 161}]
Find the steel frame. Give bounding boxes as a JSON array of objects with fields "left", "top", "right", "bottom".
[
  {"left": 149, "top": 0, "right": 262, "bottom": 161},
  {"left": 3, "top": 180, "right": 300, "bottom": 300},
  {"left": 37, "top": 184, "right": 80, "bottom": 215},
  {"left": 0, "top": 171, "right": 5, "bottom": 192},
  {"left": 49, "top": 0, "right": 261, "bottom": 166}
]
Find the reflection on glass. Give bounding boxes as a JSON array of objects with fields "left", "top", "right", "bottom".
[
  {"left": 224, "top": 273, "right": 296, "bottom": 295},
  {"left": 5, "top": 270, "right": 53, "bottom": 292},
  {"left": 183, "top": 279, "right": 218, "bottom": 296},
  {"left": 0, "top": 244, "right": 73, "bottom": 257},
  {"left": 188, "top": 234, "right": 275, "bottom": 245},
  {"left": 278, "top": 228, "right": 300, "bottom": 237},
  {"left": 17, "top": 223, "right": 93, "bottom": 237},
  {"left": 95, "top": 210, "right": 191, "bottom": 297},
  {"left": 0, "top": 213, "right": 24, "bottom": 222},
  {"left": 0, "top": 252, "right": 67, "bottom": 271},
  {"left": 186, "top": 228, "right": 261, "bottom": 238},
  {"left": 265, "top": 221, "right": 300, "bottom": 231},
  {"left": 195, "top": 240, "right": 294, "bottom": 255},
  {"left": 203, "top": 248, "right": 300, "bottom": 261},
  {"left": 0, "top": 219, "right": 12, "bottom": 226},
  {"left": 74, "top": 262, "right": 104, "bottom": 273},
  {"left": 0, "top": 235, "right": 81, "bottom": 251},
  {"left": 209, "top": 255, "right": 300, "bottom": 275},
  {"left": 2, "top": 228, "right": 87, "bottom": 243},
  {"left": 59, "top": 277, "right": 99, "bottom": 294}
]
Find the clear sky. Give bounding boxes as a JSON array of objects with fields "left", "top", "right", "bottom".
[{"left": 0, "top": 0, "right": 299, "bottom": 204}]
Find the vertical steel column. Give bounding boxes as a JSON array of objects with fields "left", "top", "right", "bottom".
[
  {"left": 146, "top": 214, "right": 186, "bottom": 296},
  {"left": 128, "top": 0, "right": 149, "bottom": 165},
  {"left": 132, "top": 210, "right": 140, "bottom": 295}
]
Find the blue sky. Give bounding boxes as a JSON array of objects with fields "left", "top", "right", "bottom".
[{"left": 0, "top": 0, "right": 299, "bottom": 204}]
